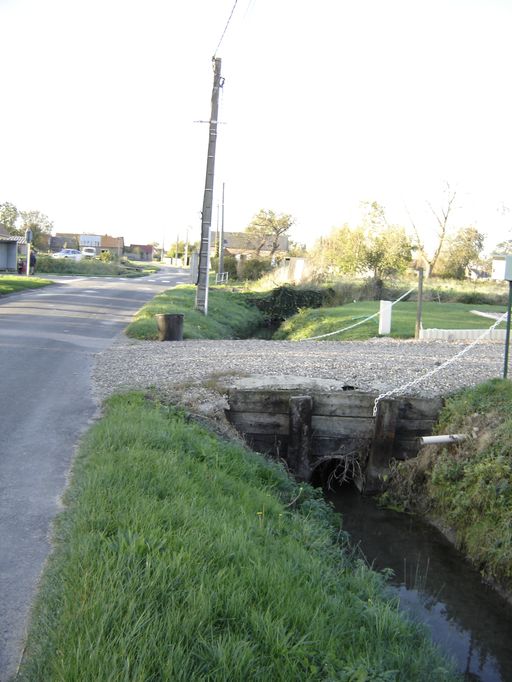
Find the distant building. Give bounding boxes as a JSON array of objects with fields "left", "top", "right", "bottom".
[
  {"left": 0, "top": 223, "right": 20, "bottom": 271},
  {"left": 100, "top": 235, "right": 124, "bottom": 258},
  {"left": 51, "top": 232, "right": 124, "bottom": 258},
  {"left": 212, "top": 231, "right": 289, "bottom": 259},
  {"left": 125, "top": 244, "right": 154, "bottom": 261}
]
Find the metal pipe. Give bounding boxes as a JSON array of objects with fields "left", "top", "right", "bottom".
[{"left": 418, "top": 434, "right": 468, "bottom": 445}]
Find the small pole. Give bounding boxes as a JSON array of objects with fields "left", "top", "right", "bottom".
[
  {"left": 175, "top": 234, "right": 179, "bottom": 264},
  {"left": 219, "top": 182, "right": 225, "bottom": 275},
  {"left": 415, "top": 267, "right": 424, "bottom": 340},
  {"left": 503, "top": 280, "right": 512, "bottom": 379},
  {"left": 26, "top": 242, "right": 31, "bottom": 277}
]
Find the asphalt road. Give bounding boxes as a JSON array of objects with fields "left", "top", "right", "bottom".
[{"left": 0, "top": 267, "right": 187, "bottom": 680}]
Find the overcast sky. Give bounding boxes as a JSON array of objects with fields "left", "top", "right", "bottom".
[{"left": 1, "top": 0, "right": 511, "bottom": 253}]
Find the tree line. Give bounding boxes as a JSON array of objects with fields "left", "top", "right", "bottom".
[{"left": 0, "top": 201, "right": 53, "bottom": 251}]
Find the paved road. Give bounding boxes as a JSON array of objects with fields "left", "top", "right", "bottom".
[{"left": 0, "top": 268, "right": 187, "bottom": 680}]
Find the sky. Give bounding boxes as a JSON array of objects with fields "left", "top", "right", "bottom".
[{"left": 1, "top": 0, "right": 511, "bottom": 254}]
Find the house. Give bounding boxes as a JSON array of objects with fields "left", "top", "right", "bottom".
[
  {"left": 125, "top": 244, "right": 154, "bottom": 261},
  {"left": 0, "top": 223, "right": 20, "bottom": 271},
  {"left": 100, "top": 235, "right": 124, "bottom": 258},
  {"left": 51, "top": 232, "right": 124, "bottom": 258},
  {"left": 212, "top": 231, "right": 289, "bottom": 259}
]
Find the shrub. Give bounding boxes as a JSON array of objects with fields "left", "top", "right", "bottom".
[
  {"left": 210, "top": 255, "right": 238, "bottom": 281},
  {"left": 239, "top": 257, "right": 273, "bottom": 281},
  {"left": 246, "top": 285, "right": 334, "bottom": 324}
]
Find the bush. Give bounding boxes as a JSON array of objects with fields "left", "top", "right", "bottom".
[
  {"left": 210, "top": 254, "right": 238, "bottom": 281},
  {"left": 246, "top": 285, "right": 334, "bottom": 324},
  {"left": 239, "top": 258, "right": 272, "bottom": 281}
]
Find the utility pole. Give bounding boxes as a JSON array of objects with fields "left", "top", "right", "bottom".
[
  {"left": 219, "top": 182, "right": 225, "bottom": 275},
  {"left": 195, "top": 57, "right": 222, "bottom": 314}
]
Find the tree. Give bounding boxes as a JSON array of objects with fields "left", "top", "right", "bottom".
[
  {"left": 408, "top": 185, "right": 457, "bottom": 277},
  {"left": 310, "top": 202, "right": 412, "bottom": 279},
  {"left": 0, "top": 202, "right": 20, "bottom": 234},
  {"left": 493, "top": 239, "right": 512, "bottom": 255},
  {"left": 436, "top": 226, "right": 485, "bottom": 279},
  {"left": 20, "top": 210, "right": 53, "bottom": 251},
  {"left": 245, "top": 209, "right": 294, "bottom": 258},
  {"left": 363, "top": 224, "right": 412, "bottom": 279},
  {"left": 311, "top": 224, "right": 366, "bottom": 275}
]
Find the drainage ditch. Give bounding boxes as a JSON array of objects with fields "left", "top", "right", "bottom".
[{"left": 225, "top": 377, "right": 512, "bottom": 681}]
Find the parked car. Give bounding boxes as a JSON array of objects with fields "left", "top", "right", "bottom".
[
  {"left": 81, "top": 247, "right": 97, "bottom": 258},
  {"left": 52, "top": 249, "right": 84, "bottom": 261}
]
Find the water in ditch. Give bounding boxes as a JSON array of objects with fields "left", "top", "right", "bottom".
[{"left": 324, "top": 484, "right": 512, "bottom": 682}]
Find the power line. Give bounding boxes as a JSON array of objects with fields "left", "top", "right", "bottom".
[{"left": 213, "top": 0, "right": 239, "bottom": 57}]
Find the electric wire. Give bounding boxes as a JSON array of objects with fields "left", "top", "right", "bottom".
[{"left": 213, "top": 0, "right": 239, "bottom": 57}]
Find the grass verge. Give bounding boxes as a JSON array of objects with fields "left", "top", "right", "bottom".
[
  {"left": 19, "top": 394, "right": 457, "bottom": 681},
  {"left": 126, "top": 284, "right": 264, "bottom": 340},
  {"left": 273, "top": 301, "right": 507, "bottom": 341},
  {"left": 383, "top": 379, "right": 512, "bottom": 593},
  {"left": 0, "top": 275, "right": 52, "bottom": 295},
  {"left": 35, "top": 256, "right": 159, "bottom": 278}
]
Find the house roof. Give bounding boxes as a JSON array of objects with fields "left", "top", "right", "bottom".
[
  {"left": 129, "top": 244, "right": 153, "bottom": 253},
  {"left": 220, "top": 231, "right": 289, "bottom": 251}
]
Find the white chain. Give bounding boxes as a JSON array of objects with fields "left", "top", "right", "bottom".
[
  {"left": 372, "top": 312, "right": 508, "bottom": 416},
  {"left": 299, "top": 286, "right": 417, "bottom": 341}
]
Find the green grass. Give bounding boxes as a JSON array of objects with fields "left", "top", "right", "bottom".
[
  {"left": 384, "top": 379, "right": 512, "bottom": 592},
  {"left": 0, "top": 275, "right": 53, "bottom": 295},
  {"left": 19, "top": 394, "right": 458, "bottom": 681},
  {"left": 274, "top": 301, "right": 508, "bottom": 341},
  {"left": 126, "top": 284, "right": 264, "bottom": 340},
  {"left": 35, "top": 255, "right": 159, "bottom": 278}
]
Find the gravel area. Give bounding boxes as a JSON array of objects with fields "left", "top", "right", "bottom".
[{"left": 93, "top": 336, "right": 505, "bottom": 407}]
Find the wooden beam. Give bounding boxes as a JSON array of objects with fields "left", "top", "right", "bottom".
[
  {"left": 365, "top": 399, "right": 399, "bottom": 493},
  {"left": 287, "top": 396, "right": 313, "bottom": 481}
]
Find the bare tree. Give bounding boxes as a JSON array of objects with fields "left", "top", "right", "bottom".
[{"left": 408, "top": 185, "right": 457, "bottom": 277}]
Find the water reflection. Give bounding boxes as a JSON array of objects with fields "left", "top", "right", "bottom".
[{"left": 325, "top": 486, "right": 512, "bottom": 682}]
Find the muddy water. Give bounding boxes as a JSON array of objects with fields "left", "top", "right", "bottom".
[{"left": 325, "top": 486, "right": 512, "bottom": 682}]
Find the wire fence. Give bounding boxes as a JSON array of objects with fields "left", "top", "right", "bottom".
[{"left": 372, "top": 312, "right": 508, "bottom": 416}]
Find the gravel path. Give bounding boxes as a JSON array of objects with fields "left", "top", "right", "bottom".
[{"left": 93, "top": 336, "right": 505, "bottom": 403}]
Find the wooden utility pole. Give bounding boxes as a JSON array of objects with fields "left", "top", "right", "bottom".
[
  {"left": 195, "top": 58, "right": 222, "bottom": 314},
  {"left": 415, "top": 267, "right": 424, "bottom": 340}
]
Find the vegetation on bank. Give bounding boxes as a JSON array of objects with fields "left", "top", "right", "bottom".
[
  {"left": 126, "top": 284, "right": 264, "bottom": 340},
  {"left": 383, "top": 379, "right": 512, "bottom": 593},
  {"left": 274, "top": 300, "right": 507, "bottom": 341},
  {"left": 19, "top": 393, "right": 458, "bottom": 681},
  {"left": 0, "top": 275, "right": 52, "bottom": 295},
  {"left": 35, "top": 255, "right": 159, "bottom": 277}
]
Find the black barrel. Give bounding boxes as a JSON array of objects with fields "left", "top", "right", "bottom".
[{"left": 155, "top": 313, "right": 184, "bottom": 341}]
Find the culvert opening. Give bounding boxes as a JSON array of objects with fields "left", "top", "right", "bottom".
[{"left": 309, "top": 457, "right": 361, "bottom": 492}]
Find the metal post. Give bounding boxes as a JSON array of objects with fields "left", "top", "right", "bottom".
[
  {"left": 415, "top": 267, "right": 424, "bottom": 340},
  {"left": 25, "top": 242, "right": 31, "bottom": 277},
  {"left": 219, "top": 182, "right": 225, "bottom": 275},
  {"left": 195, "top": 57, "right": 222, "bottom": 315},
  {"left": 503, "top": 280, "right": 512, "bottom": 379}
]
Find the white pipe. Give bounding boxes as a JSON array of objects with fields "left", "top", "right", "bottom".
[{"left": 419, "top": 434, "right": 468, "bottom": 445}]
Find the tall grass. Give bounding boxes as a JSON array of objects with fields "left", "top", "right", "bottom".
[
  {"left": 126, "top": 284, "right": 264, "bottom": 340},
  {"left": 19, "top": 394, "right": 457, "bottom": 681}
]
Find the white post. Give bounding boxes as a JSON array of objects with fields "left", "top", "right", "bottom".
[{"left": 378, "top": 300, "right": 392, "bottom": 335}]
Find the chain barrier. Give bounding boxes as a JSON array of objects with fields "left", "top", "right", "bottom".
[
  {"left": 299, "top": 286, "right": 417, "bottom": 341},
  {"left": 372, "top": 312, "right": 508, "bottom": 416}
]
